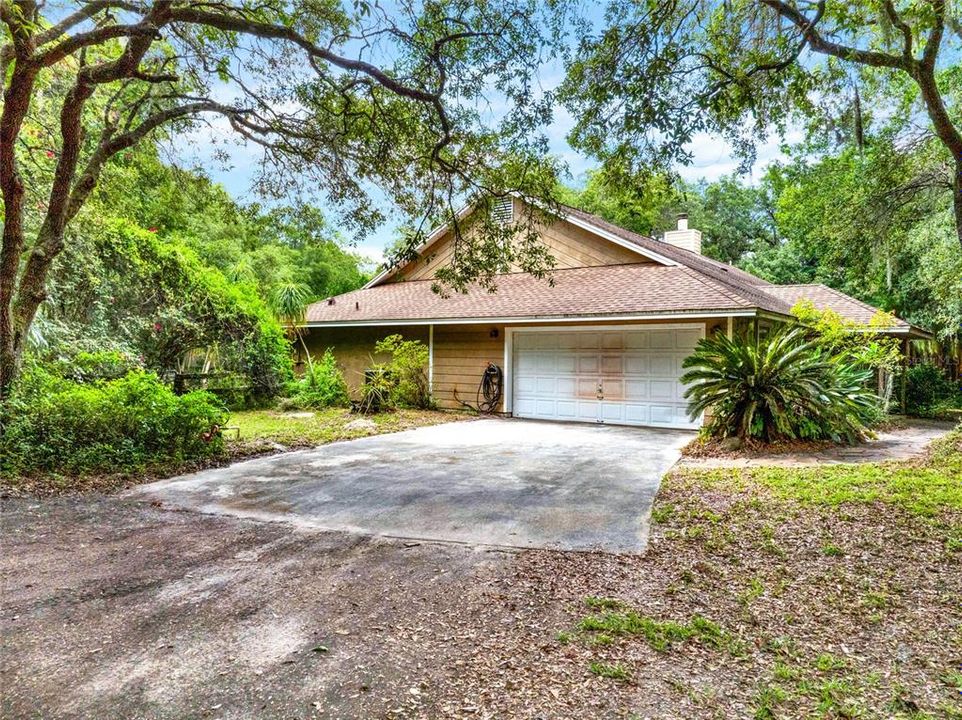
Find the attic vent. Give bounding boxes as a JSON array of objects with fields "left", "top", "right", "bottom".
[{"left": 491, "top": 197, "right": 514, "bottom": 225}]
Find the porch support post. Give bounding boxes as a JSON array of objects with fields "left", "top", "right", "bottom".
[
  {"left": 428, "top": 324, "right": 435, "bottom": 395},
  {"left": 726, "top": 316, "right": 734, "bottom": 339},
  {"left": 900, "top": 337, "right": 909, "bottom": 414}
]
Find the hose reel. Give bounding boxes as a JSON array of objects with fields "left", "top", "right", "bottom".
[{"left": 454, "top": 362, "right": 503, "bottom": 414}]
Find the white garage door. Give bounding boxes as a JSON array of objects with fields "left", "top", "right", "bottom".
[{"left": 510, "top": 325, "right": 703, "bottom": 429}]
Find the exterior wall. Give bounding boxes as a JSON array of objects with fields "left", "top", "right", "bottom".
[
  {"left": 305, "top": 317, "right": 728, "bottom": 413},
  {"left": 302, "top": 325, "right": 429, "bottom": 395},
  {"left": 394, "top": 202, "right": 651, "bottom": 283},
  {"left": 432, "top": 324, "right": 506, "bottom": 411}
]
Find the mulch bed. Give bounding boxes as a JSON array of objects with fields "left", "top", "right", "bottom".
[{"left": 682, "top": 434, "right": 841, "bottom": 459}]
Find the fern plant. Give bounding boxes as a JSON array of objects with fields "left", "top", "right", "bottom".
[{"left": 681, "top": 326, "right": 878, "bottom": 443}]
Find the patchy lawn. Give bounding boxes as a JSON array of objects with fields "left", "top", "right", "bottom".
[
  {"left": 227, "top": 407, "right": 461, "bottom": 455},
  {"left": 429, "top": 426, "right": 962, "bottom": 718},
  {"left": 2, "top": 408, "right": 463, "bottom": 497}
]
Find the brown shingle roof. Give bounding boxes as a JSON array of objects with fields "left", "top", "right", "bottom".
[
  {"left": 762, "top": 284, "right": 912, "bottom": 331},
  {"left": 308, "top": 202, "right": 924, "bottom": 333},
  {"left": 306, "top": 263, "right": 770, "bottom": 324}
]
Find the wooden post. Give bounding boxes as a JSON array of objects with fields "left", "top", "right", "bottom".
[{"left": 900, "top": 337, "right": 909, "bottom": 414}]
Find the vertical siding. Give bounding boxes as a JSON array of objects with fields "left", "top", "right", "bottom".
[{"left": 432, "top": 324, "right": 506, "bottom": 411}]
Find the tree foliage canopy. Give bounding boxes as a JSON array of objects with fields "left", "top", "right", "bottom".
[
  {"left": 560, "top": 0, "right": 962, "bottom": 246},
  {"left": 1, "top": 0, "right": 571, "bottom": 395}
]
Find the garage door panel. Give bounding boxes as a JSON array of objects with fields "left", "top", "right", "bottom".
[
  {"left": 625, "top": 379, "right": 649, "bottom": 400},
  {"left": 516, "top": 376, "right": 537, "bottom": 393},
  {"left": 625, "top": 331, "right": 649, "bottom": 349},
  {"left": 650, "top": 330, "right": 673, "bottom": 349},
  {"left": 601, "top": 332, "right": 624, "bottom": 350},
  {"left": 649, "top": 354, "right": 674, "bottom": 375},
  {"left": 512, "top": 327, "right": 702, "bottom": 430},
  {"left": 577, "top": 402, "right": 599, "bottom": 421},
  {"left": 650, "top": 380, "right": 674, "bottom": 400},
  {"left": 675, "top": 329, "right": 702, "bottom": 348},
  {"left": 556, "top": 355, "right": 577, "bottom": 372},
  {"left": 600, "top": 403, "right": 625, "bottom": 422},
  {"left": 602, "top": 378, "right": 625, "bottom": 400},
  {"left": 557, "top": 333, "right": 580, "bottom": 350},
  {"left": 624, "top": 404, "right": 650, "bottom": 423},
  {"left": 577, "top": 334, "right": 600, "bottom": 350},
  {"left": 601, "top": 355, "right": 624, "bottom": 374},
  {"left": 625, "top": 355, "right": 649, "bottom": 374},
  {"left": 577, "top": 355, "right": 599, "bottom": 373},
  {"left": 556, "top": 378, "right": 576, "bottom": 395},
  {"left": 576, "top": 378, "right": 598, "bottom": 398},
  {"left": 536, "top": 377, "right": 556, "bottom": 394},
  {"left": 649, "top": 404, "right": 676, "bottom": 424}
]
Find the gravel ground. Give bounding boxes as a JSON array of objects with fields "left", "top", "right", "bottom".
[{"left": 2, "top": 477, "right": 960, "bottom": 719}]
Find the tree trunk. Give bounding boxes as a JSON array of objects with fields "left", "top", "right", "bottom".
[
  {"left": 954, "top": 164, "right": 962, "bottom": 250},
  {"left": 0, "top": 345, "right": 20, "bottom": 403},
  {"left": 298, "top": 331, "right": 315, "bottom": 383}
]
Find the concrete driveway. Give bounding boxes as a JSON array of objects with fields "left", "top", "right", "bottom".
[{"left": 130, "top": 418, "right": 692, "bottom": 552}]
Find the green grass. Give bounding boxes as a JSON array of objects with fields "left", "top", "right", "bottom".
[
  {"left": 814, "top": 652, "right": 848, "bottom": 672},
  {"left": 820, "top": 543, "right": 844, "bottom": 556},
  {"left": 228, "top": 408, "right": 459, "bottom": 451},
  {"left": 584, "top": 596, "right": 624, "bottom": 610},
  {"left": 576, "top": 611, "right": 742, "bottom": 654},
  {"left": 680, "top": 427, "right": 962, "bottom": 517},
  {"left": 589, "top": 661, "right": 631, "bottom": 681}
]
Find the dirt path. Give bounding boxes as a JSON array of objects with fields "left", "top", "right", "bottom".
[
  {"left": 679, "top": 419, "right": 957, "bottom": 469},
  {"left": 1, "top": 496, "right": 628, "bottom": 719}
]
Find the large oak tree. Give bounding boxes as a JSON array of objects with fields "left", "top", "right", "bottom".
[
  {"left": 0, "top": 0, "right": 567, "bottom": 397},
  {"left": 561, "top": 0, "right": 962, "bottom": 249}
]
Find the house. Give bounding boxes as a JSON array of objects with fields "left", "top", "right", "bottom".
[{"left": 303, "top": 198, "right": 928, "bottom": 430}]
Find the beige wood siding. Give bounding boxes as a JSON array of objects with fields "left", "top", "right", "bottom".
[
  {"left": 432, "top": 324, "right": 506, "bottom": 411},
  {"left": 394, "top": 201, "right": 651, "bottom": 283}
]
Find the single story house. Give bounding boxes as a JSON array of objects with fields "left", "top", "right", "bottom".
[{"left": 303, "top": 198, "right": 928, "bottom": 430}]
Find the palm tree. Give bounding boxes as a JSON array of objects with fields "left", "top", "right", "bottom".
[{"left": 271, "top": 282, "right": 316, "bottom": 383}]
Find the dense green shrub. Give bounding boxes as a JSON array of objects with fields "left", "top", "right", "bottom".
[
  {"left": 282, "top": 349, "right": 349, "bottom": 410},
  {"left": 354, "top": 335, "right": 432, "bottom": 413},
  {"left": 374, "top": 334, "right": 432, "bottom": 409},
  {"left": 906, "top": 363, "right": 960, "bottom": 417},
  {"left": 48, "top": 349, "right": 144, "bottom": 382},
  {"left": 681, "top": 326, "right": 879, "bottom": 443},
  {"left": 792, "top": 301, "right": 903, "bottom": 411},
  {"left": 1, "top": 366, "right": 228, "bottom": 476},
  {"left": 41, "top": 218, "right": 292, "bottom": 403}
]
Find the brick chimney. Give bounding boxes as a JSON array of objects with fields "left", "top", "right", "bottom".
[{"left": 663, "top": 214, "right": 702, "bottom": 254}]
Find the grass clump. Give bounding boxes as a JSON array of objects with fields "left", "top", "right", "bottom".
[
  {"left": 576, "top": 611, "right": 741, "bottom": 654},
  {"left": 584, "top": 596, "right": 623, "bottom": 610},
  {"left": 753, "top": 683, "right": 790, "bottom": 719},
  {"left": 588, "top": 661, "right": 631, "bottom": 681}
]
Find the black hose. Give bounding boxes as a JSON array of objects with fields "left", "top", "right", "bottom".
[{"left": 454, "top": 363, "right": 503, "bottom": 414}]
